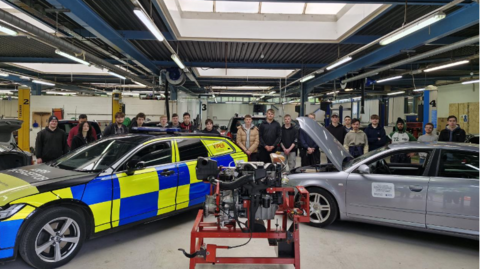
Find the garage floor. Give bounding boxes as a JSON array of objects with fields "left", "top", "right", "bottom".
[{"left": 6, "top": 209, "right": 478, "bottom": 269}]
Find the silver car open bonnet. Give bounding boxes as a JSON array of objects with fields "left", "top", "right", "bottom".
[
  {"left": 297, "top": 117, "right": 352, "bottom": 171},
  {"left": 0, "top": 119, "right": 23, "bottom": 144}
]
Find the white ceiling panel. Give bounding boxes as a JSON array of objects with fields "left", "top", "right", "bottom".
[
  {"left": 261, "top": 2, "right": 304, "bottom": 14},
  {"left": 216, "top": 1, "right": 259, "bottom": 13},
  {"left": 9, "top": 63, "right": 110, "bottom": 75},
  {"left": 305, "top": 3, "right": 346, "bottom": 15},
  {"left": 195, "top": 68, "right": 296, "bottom": 78},
  {"left": 178, "top": 0, "right": 213, "bottom": 12}
]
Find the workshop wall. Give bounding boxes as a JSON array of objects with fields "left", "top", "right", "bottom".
[
  {"left": 437, "top": 83, "right": 479, "bottom": 117},
  {"left": 0, "top": 99, "right": 17, "bottom": 118}
]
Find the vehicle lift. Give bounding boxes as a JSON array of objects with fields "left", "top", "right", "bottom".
[{"left": 184, "top": 185, "right": 310, "bottom": 268}]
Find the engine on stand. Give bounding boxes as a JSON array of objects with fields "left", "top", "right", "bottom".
[{"left": 179, "top": 156, "right": 310, "bottom": 269}]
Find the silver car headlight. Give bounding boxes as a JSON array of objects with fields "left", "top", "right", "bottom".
[{"left": 0, "top": 204, "right": 25, "bottom": 220}]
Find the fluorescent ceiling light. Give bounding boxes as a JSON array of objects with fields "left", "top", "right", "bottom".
[
  {"left": 300, "top": 74, "right": 315, "bottom": 83},
  {"left": 216, "top": 1, "right": 258, "bottom": 13},
  {"left": 133, "top": 8, "right": 165, "bottom": 42},
  {"left": 108, "top": 71, "right": 126, "bottom": 79},
  {"left": 195, "top": 68, "right": 296, "bottom": 79},
  {"left": 376, "top": 76, "right": 402, "bottom": 83},
  {"left": 327, "top": 91, "right": 340, "bottom": 95},
  {"left": 133, "top": 81, "right": 146, "bottom": 87},
  {"left": 387, "top": 91, "right": 405, "bottom": 95},
  {"left": 116, "top": 65, "right": 136, "bottom": 75},
  {"left": 269, "top": 91, "right": 276, "bottom": 95},
  {"left": 424, "top": 60, "right": 469, "bottom": 72},
  {"left": 413, "top": 88, "right": 425, "bottom": 92},
  {"left": 305, "top": 3, "right": 346, "bottom": 15},
  {"left": 353, "top": 97, "right": 362, "bottom": 100},
  {"left": 171, "top": 54, "right": 186, "bottom": 69},
  {"left": 261, "top": 2, "right": 304, "bottom": 14},
  {"left": 326, "top": 56, "right": 352, "bottom": 71},
  {"left": 462, "top": 80, "right": 480, "bottom": 85},
  {"left": 345, "top": 88, "right": 353, "bottom": 91},
  {"left": 0, "top": 25, "right": 17, "bottom": 36},
  {"left": 32, "top": 80, "right": 55, "bottom": 86},
  {"left": 55, "top": 50, "right": 90, "bottom": 66},
  {"left": 380, "top": 12, "right": 446, "bottom": 45},
  {"left": 0, "top": 72, "right": 8, "bottom": 77},
  {"left": 225, "top": 101, "right": 243, "bottom": 104},
  {"left": 212, "top": 94, "right": 216, "bottom": 98},
  {"left": 211, "top": 86, "right": 271, "bottom": 91},
  {"left": 46, "top": 91, "right": 76, "bottom": 96},
  {"left": 178, "top": 0, "right": 213, "bottom": 12},
  {"left": 20, "top": 76, "right": 30, "bottom": 80}
]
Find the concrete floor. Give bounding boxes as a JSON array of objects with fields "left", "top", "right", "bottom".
[{"left": 5, "top": 209, "right": 478, "bottom": 269}]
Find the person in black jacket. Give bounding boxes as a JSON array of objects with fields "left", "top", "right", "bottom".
[
  {"left": 35, "top": 115, "right": 68, "bottom": 164},
  {"left": 71, "top": 121, "right": 95, "bottom": 151},
  {"left": 364, "top": 114, "right": 387, "bottom": 151},
  {"left": 103, "top": 112, "right": 128, "bottom": 137},
  {"left": 203, "top": 119, "right": 220, "bottom": 134},
  {"left": 438, "top": 115, "right": 466, "bottom": 142},
  {"left": 326, "top": 113, "right": 347, "bottom": 145},
  {"left": 280, "top": 114, "right": 297, "bottom": 171},
  {"left": 299, "top": 113, "right": 320, "bottom": 166},
  {"left": 129, "top": 112, "right": 146, "bottom": 133},
  {"left": 259, "top": 109, "right": 282, "bottom": 163}
]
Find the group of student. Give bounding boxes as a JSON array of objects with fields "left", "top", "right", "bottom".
[{"left": 34, "top": 108, "right": 467, "bottom": 168}]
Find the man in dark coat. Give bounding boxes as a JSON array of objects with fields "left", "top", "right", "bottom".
[
  {"left": 258, "top": 109, "right": 282, "bottom": 163},
  {"left": 364, "top": 114, "right": 387, "bottom": 151},
  {"left": 103, "top": 112, "right": 128, "bottom": 137},
  {"left": 35, "top": 115, "right": 68, "bottom": 163},
  {"left": 438, "top": 115, "right": 466, "bottom": 142}
]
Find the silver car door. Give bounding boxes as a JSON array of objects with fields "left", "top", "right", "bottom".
[
  {"left": 346, "top": 149, "right": 432, "bottom": 228},
  {"left": 426, "top": 149, "right": 479, "bottom": 236}
]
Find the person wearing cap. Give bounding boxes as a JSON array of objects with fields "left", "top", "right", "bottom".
[
  {"left": 67, "top": 114, "right": 97, "bottom": 147},
  {"left": 326, "top": 113, "right": 348, "bottom": 145},
  {"left": 103, "top": 112, "right": 129, "bottom": 137},
  {"left": 388, "top": 117, "right": 417, "bottom": 163},
  {"left": 35, "top": 115, "right": 69, "bottom": 164},
  {"left": 364, "top": 114, "right": 387, "bottom": 152}
]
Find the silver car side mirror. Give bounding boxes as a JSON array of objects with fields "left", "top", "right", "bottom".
[{"left": 357, "top": 164, "right": 370, "bottom": 174}]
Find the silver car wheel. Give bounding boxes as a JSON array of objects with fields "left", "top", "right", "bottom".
[
  {"left": 310, "top": 193, "right": 331, "bottom": 224},
  {"left": 34, "top": 217, "right": 81, "bottom": 263}
]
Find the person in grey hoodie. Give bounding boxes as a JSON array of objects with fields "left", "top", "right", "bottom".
[
  {"left": 417, "top": 123, "right": 438, "bottom": 164},
  {"left": 343, "top": 118, "right": 368, "bottom": 158},
  {"left": 438, "top": 115, "right": 466, "bottom": 142}
]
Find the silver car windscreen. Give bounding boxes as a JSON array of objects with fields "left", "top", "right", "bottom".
[{"left": 297, "top": 117, "right": 352, "bottom": 171}]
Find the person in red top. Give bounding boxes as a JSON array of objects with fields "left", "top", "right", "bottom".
[
  {"left": 179, "top": 112, "right": 198, "bottom": 132},
  {"left": 67, "top": 114, "right": 97, "bottom": 147}
]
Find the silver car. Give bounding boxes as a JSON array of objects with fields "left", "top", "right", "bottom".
[{"left": 285, "top": 117, "right": 479, "bottom": 239}]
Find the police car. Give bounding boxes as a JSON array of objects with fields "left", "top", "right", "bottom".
[{"left": 0, "top": 128, "right": 247, "bottom": 269}]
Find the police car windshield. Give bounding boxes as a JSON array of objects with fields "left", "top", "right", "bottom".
[{"left": 53, "top": 139, "right": 140, "bottom": 172}]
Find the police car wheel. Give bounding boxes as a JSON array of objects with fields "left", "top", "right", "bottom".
[
  {"left": 19, "top": 207, "right": 86, "bottom": 269},
  {"left": 307, "top": 187, "right": 338, "bottom": 228}
]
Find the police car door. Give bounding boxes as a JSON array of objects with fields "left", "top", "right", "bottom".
[
  {"left": 175, "top": 138, "right": 210, "bottom": 210},
  {"left": 112, "top": 141, "right": 177, "bottom": 226}
]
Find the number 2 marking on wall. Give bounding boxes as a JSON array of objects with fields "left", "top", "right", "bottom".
[{"left": 23, "top": 99, "right": 29, "bottom": 105}]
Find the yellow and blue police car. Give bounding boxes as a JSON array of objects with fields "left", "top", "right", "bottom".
[{"left": 0, "top": 129, "right": 247, "bottom": 269}]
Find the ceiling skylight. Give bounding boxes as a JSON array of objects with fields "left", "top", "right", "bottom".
[
  {"left": 261, "top": 2, "right": 305, "bottom": 14},
  {"left": 178, "top": 0, "right": 213, "bottom": 12},
  {"left": 216, "top": 1, "right": 259, "bottom": 13},
  {"left": 305, "top": 4, "right": 346, "bottom": 15},
  {"left": 9, "top": 63, "right": 110, "bottom": 75},
  {"left": 211, "top": 86, "right": 271, "bottom": 90},
  {"left": 195, "top": 68, "right": 296, "bottom": 78}
]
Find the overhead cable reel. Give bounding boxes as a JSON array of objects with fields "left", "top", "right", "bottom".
[{"left": 166, "top": 67, "right": 186, "bottom": 86}]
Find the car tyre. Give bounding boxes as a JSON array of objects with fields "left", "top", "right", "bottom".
[
  {"left": 19, "top": 207, "right": 86, "bottom": 269},
  {"left": 307, "top": 187, "right": 338, "bottom": 228}
]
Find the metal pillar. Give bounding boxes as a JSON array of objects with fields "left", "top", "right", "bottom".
[
  {"left": 299, "top": 84, "right": 307, "bottom": 116},
  {"left": 17, "top": 86, "right": 30, "bottom": 151},
  {"left": 112, "top": 90, "right": 123, "bottom": 123},
  {"left": 422, "top": 91, "right": 430, "bottom": 135}
]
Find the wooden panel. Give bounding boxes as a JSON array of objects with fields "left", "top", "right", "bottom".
[
  {"left": 468, "top": 102, "right": 479, "bottom": 134},
  {"left": 458, "top": 103, "right": 469, "bottom": 133},
  {"left": 449, "top": 103, "right": 459, "bottom": 118},
  {"left": 437, "top": 117, "right": 448, "bottom": 131}
]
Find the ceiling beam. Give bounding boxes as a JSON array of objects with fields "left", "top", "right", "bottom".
[
  {"left": 46, "top": 0, "right": 159, "bottom": 74},
  {"left": 303, "top": 2, "right": 479, "bottom": 94}
]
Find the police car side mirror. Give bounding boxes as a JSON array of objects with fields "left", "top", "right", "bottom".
[
  {"left": 126, "top": 159, "right": 145, "bottom": 175},
  {"left": 357, "top": 164, "right": 370, "bottom": 174}
]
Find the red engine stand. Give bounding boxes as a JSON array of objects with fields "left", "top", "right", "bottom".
[{"left": 187, "top": 186, "right": 309, "bottom": 269}]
